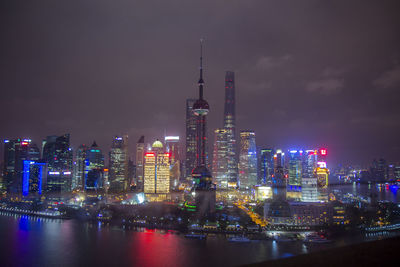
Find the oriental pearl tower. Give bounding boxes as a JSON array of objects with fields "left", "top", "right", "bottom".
[{"left": 191, "top": 39, "right": 216, "bottom": 217}]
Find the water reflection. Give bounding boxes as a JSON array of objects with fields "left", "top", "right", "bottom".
[{"left": 0, "top": 184, "right": 399, "bottom": 266}]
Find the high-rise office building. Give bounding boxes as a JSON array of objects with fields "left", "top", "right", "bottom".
[
  {"left": 135, "top": 136, "right": 145, "bottom": 190},
  {"left": 165, "top": 136, "right": 181, "bottom": 190},
  {"left": 260, "top": 148, "right": 274, "bottom": 185},
  {"left": 127, "top": 159, "right": 135, "bottom": 189},
  {"left": 109, "top": 135, "right": 129, "bottom": 192},
  {"left": 303, "top": 150, "right": 318, "bottom": 179},
  {"left": 212, "top": 128, "right": 228, "bottom": 188},
  {"left": 394, "top": 164, "right": 400, "bottom": 180},
  {"left": 3, "top": 139, "right": 40, "bottom": 193},
  {"left": 371, "top": 158, "right": 388, "bottom": 182},
  {"left": 84, "top": 141, "right": 104, "bottom": 191},
  {"left": 165, "top": 136, "right": 180, "bottom": 165},
  {"left": 238, "top": 131, "right": 258, "bottom": 189},
  {"left": 273, "top": 149, "right": 285, "bottom": 173},
  {"left": 73, "top": 144, "right": 87, "bottom": 191},
  {"left": 22, "top": 160, "right": 47, "bottom": 196},
  {"left": 300, "top": 149, "right": 318, "bottom": 202},
  {"left": 42, "top": 134, "right": 73, "bottom": 193},
  {"left": 301, "top": 177, "right": 319, "bottom": 202},
  {"left": 288, "top": 150, "right": 302, "bottom": 186},
  {"left": 223, "top": 71, "right": 237, "bottom": 185},
  {"left": 185, "top": 98, "right": 197, "bottom": 179},
  {"left": 271, "top": 149, "right": 286, "bottom": 200},
  {"left": 315, "top": 161, "right": 329, "bottom": 202},
  {"left": 144, "top": 140, "right": 170, "bottom": 196}
]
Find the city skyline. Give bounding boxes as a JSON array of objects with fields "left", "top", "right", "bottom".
[{"left": 1, "top": 1, "right": 400, "bottom": 167}]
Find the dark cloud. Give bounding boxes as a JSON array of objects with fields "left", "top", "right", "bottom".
[
  {"left": 305, "top": 78, "right": 344, "bottom": 95},
  {"left": 373, "top": 65, "right": 400, "bottom": 89},
  {"left": 0, "top": 0, "right": 400, "bottom": 166}
]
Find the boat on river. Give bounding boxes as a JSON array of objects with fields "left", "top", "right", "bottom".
[
  {"left": 184, "top": 233, "right": 206, "bottom": 240},
  {"left": 228, "top": 236, "right": 251, "bottom": 243},
  {"left": 303, "top": 233, "right": 332, "bottom": 244}
]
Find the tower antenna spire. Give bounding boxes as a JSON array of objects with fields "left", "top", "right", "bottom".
[{"left": 198, "top": 38, "right": 204, "bottom": 99}]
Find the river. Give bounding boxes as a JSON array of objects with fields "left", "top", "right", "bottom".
[{"left": 0, "top": 183, "right": 399, "bottom": 267}]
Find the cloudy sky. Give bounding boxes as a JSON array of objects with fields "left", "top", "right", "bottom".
[{"left": 1, "top": 0, "right": 400, "bottom": 167}]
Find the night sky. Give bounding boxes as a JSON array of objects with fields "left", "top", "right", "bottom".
[{"left": 1, "top": 1, "right": 400, "bottom": 167}]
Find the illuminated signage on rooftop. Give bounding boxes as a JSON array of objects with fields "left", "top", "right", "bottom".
[{"left": 165, "top": 136, "right": 179, "bottom": 141}]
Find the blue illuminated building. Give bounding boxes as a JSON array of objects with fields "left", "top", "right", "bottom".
[
  {"left": 3, "top": 138, "right": 40, "bottom": 193},
  {"left": 84, "top": 141, "right": 104, "bottom": 190},
  {"left": 22, "top": 160, "right": 47, "bottom": 196}
]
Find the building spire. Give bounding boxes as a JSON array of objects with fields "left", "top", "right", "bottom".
[{"left": 198, "top": 38, "right": 204, "bottom": 99}]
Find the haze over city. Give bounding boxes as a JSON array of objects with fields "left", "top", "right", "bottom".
[{"left": 1, "top": 1, "right": 400, "bottom": 167}]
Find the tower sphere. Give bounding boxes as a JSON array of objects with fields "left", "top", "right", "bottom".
[{"left": 193, "top": 99, "right": 209, "bottom": 116}]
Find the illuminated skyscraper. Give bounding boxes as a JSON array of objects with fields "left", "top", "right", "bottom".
[
  {"left": 135, "top": 136, "right": 145, "bottom": 190},
  {"left": 300, "top": 149, "right": 318, "bottom": 202},
  {"left": 212, "top": 128, "right": 228, "bottom": 188},
  {"left": 272, "top": 149, "right": 286, "bottom": 200},
  {"left": 144, "top": 140, "right": 170, "bottom": 196},
  {"left": 85, "top": 141, "right": 104, "bottom": 191},
  {"left": 238, "top": 131, "right": 258, "bottom": 189},
  {"left": 109, "top": 135, "right": 129, "bottom": 192},
  {"left": 301, "top": 177, "right": 319, "bottom": 202},
  {"left": 315, "top": 161, "right": 329, "bottom": 202},
  {"left": 42, "top": 134, "right": 73, "bottom": 192},
  {"left": 185, "top": 98, "right": 197, "bottom": 178},
  {"left": 144, "top": 152, "right": 156, "bottom": 194},
  {"left": 288, "top": 150, "right": 302, "bottom": 186},
  {"left": 3, "top": 138, "right": 40, "bottom": 193},
  {"left": 22, "top": 160, "right": 47, "bottom": 196},
  {"left": 73, "top": 144, "right": 87, "bottom": 190},
  {"left": 260, "top": 148, "right": 274, "bottom": 185},
  {"left": 165, "top": 136, "right": 181, "bottom": 190},
  {"left": 223, "top": 71, "right": 237, "bottom": 185},
  {"left": 165, "top": 136, "right": 180, "bottom": 165},
  {"left": 303, "top": 150, "right": 318, "bottom": 179},
  {"left": 273, "top": 149, "right": 285, "bottom": 173}
]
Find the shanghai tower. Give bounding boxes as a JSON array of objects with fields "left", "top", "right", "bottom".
[
  {"left": 224, "top": 71, "right": 237, "bottom": 186},
  {"left": 191, "top": 40, "right": 216, "bottom": 218}
]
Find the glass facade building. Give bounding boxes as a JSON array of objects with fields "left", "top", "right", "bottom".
[
  {"left": 135, "top": 136, "right": 145, "bottom": 190},
  {"left": 288, "top": 150, "right": 302, "bottom": 186},
  {"left": 73, "top": 144, "right": 87, "bottom": 190},
  {"left": 223, "top": 71, "right": 237, "bottom": 185},
  {"left": 185, "top": 99, "right": 197, "bottom": 179},
  {"left": 109, "top": 135, "right": 129, "bottom": 192},
  {"left": 165, "top": 136, "right": 181, "bottom": 190},
  {"left": 3, "top": 139, "right": 40, "bottom": 193},
  {"left": 42, "top": 134, "right": 73, "bottom": 193},
  {"left": 212, "top": 128, "right": 228, "bottom": 188},
  {"left": 84, "top": 141, "right": 104, "bottom": 191},
  {"left": 260, "top": 148, "right": 274, "bottom": 185},
  {"left": 238, "top": 131, "right": 258, "bottom": 189}
]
